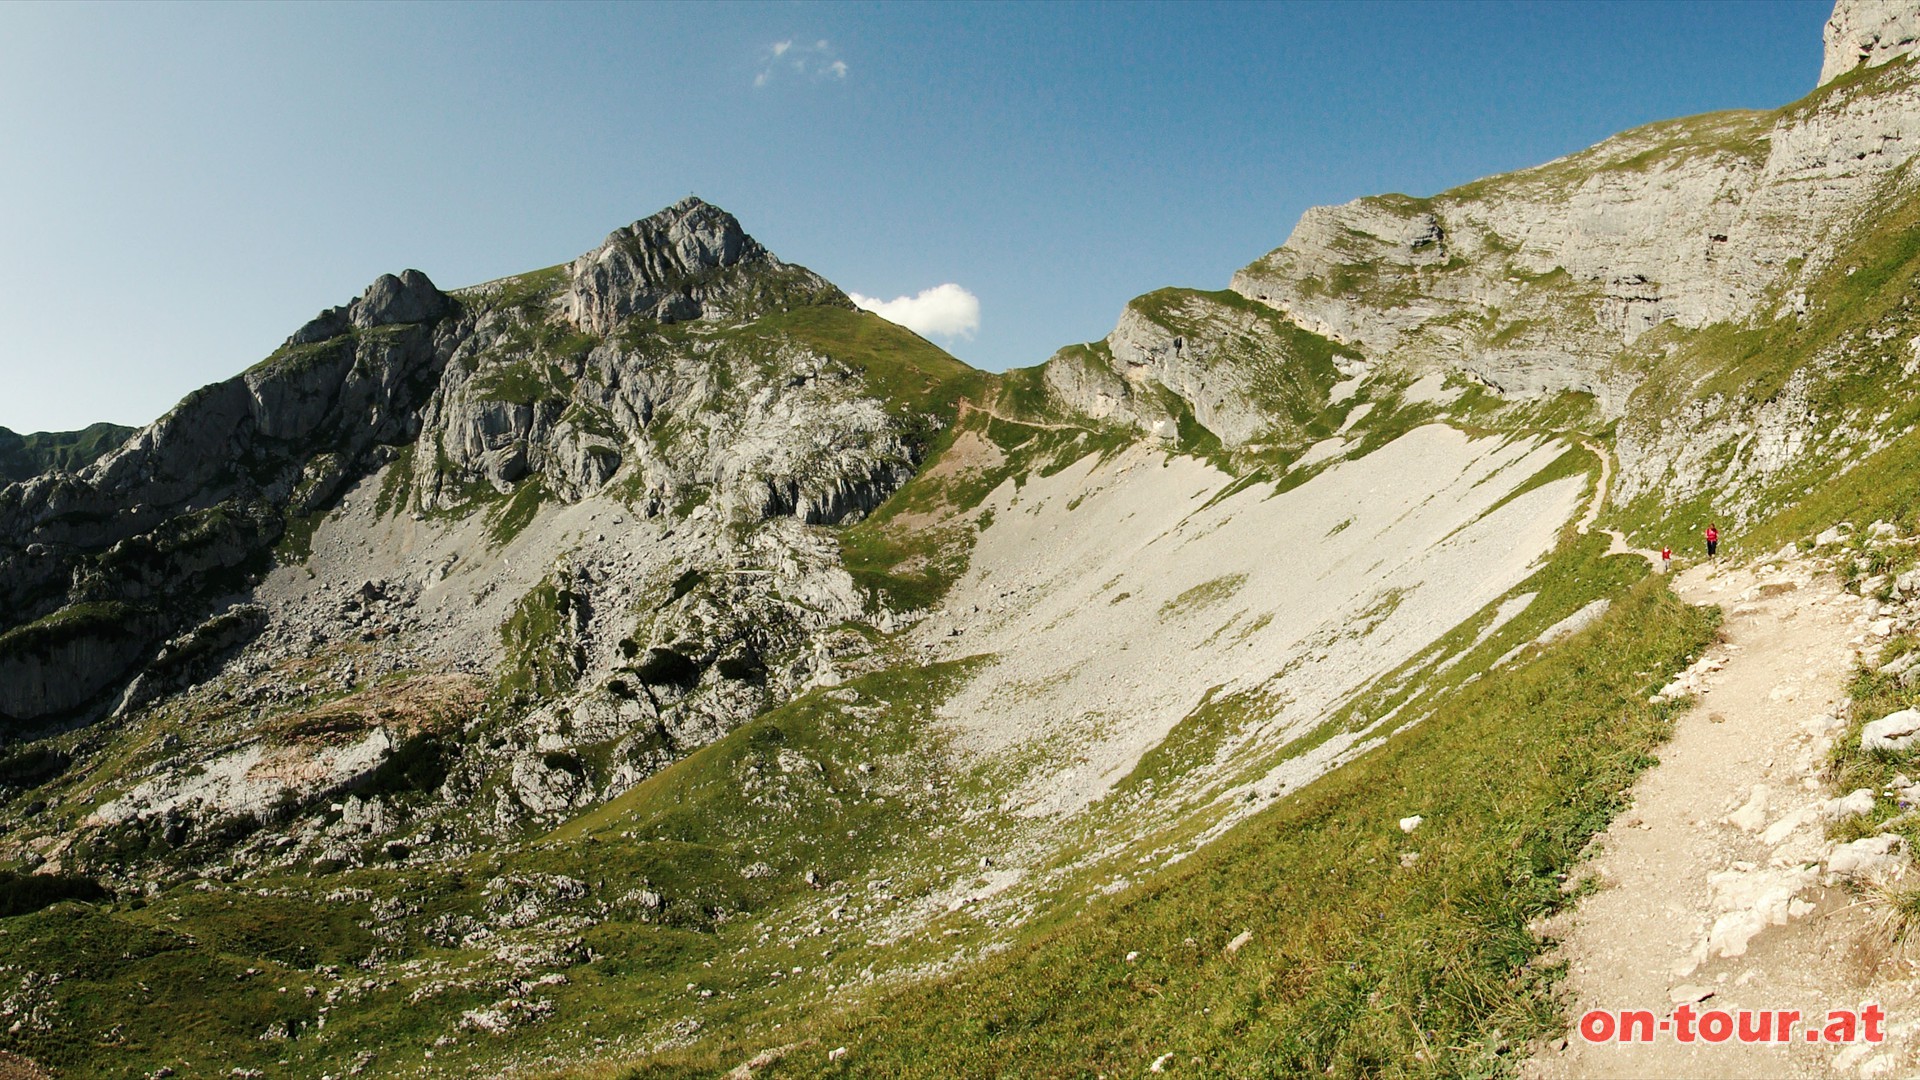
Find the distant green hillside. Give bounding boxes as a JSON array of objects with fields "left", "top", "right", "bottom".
[{"left": 0, "top": 423, "right": 135, "bottom": 484}]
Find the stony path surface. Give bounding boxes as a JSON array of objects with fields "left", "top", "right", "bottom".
[
  {"left": 1527, "top": 556, "right": 1920, "bottom": 1079},
  {"left": 1574, "top": 439, "right": 1612, "bottom": 538},
  {"left": 954, "top": 399, "right": 1092, "bottom": 432}
]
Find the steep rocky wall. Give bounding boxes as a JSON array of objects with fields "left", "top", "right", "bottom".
[
  {"left": 1041, "top": 288, "right": 1354, "bottom": 450},
  {"left": 1231, "top": 52, "right": 1920, "bottom": 411},
  {"left": 1822, "top": 0, "right": 1920, "bottom": 86}
]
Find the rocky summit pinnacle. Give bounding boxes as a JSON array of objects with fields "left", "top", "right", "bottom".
[
  {"left": 561, "top": 196, "right": 844, "bottom": 332},
  {"left": 288, "top": 268, "right": 450, "bottom": 346}
]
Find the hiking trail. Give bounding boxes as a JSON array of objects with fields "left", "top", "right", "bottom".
[
  {"left": 955, "top": 399, "right": 1094, "bottom": 433},
  {"left": 1526, "top": 555, "right": 1920, "bottom": 1078}
]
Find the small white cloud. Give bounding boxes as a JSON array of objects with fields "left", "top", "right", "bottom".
[
  {"left": 850, "top": 284, "right": 981, "bottom": 341},
  {"left": 754, "top": 38, "right": 848, "bottom": 87}
]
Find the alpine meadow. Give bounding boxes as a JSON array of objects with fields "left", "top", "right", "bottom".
[{"left": 8, "top": 3, "right": 1920, "bottom": 1077}]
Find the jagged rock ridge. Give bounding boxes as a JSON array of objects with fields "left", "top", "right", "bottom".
[{"left": 0, "top": 198, "right": 964, "bottom": 739}]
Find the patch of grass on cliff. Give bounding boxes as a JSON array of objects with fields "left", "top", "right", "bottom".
[
  {"left": 748, "top": 305, "right": 986, "bottom": 419},
  {"left": 487, "top": 476, "right": 550, "bottom": 547},
  {"left": 494, "top": 576, "right": 582, "bottom": 708},
  {"left": 273, "top": 508, "right": 325, "bottom": 566},
  {"left": 1130, "top": 287, "right": 1354, "bottom": 438},
  {"left": 458, "top": 263, "right": 570, "bottom": 313},
  {"left": 373, "top": 444, "right": 416, "bottom": 518},
  {"left": 994, "top": 357, "right": 1074, "bottom": 420},
  {"left": 473, "top": 358, "right": 571, "bottom": 407},
  {"left": 0, "top": 422, "right": 134, "bottom": 483},
  {"left": 1114, "top": 683, "right": 1277, "bottom": 796},
  {"left": 626, "top": 574, "right": 1712, "bottom": 1078},
  {"left": 1465, "top": 440, "right": 1595, "bottom": 528},
  {"left": 0, "top": 601, "right": 149, "bottom": 662},
  {"left": 1159, "top": 573, "right": 1247, "bottom": 619}
]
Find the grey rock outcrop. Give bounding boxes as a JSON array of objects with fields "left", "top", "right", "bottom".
[
  {"left": 290, "top": 269, "right": 450, "bottom": 345},
  {"left": 1821, "top": 0, "right": 1920, "bottom": 86},
  {"left": 1219, "top": 19, "right": 1920, "bottom": 528},
  {"left": 561, "top": 197, "right": 844, "bottom": 333},
  {"left": 0, "top": 271, "right": 456, "bottom": 726},
  {"left": 1042, "top": 289, "right": 1351, "bottom": 450},
  {"left": 1233, "top": 58, "right": 1920, "bottom": 408},
  {"left": 415, "top": 243, "right": 923, "bottom": 525}
]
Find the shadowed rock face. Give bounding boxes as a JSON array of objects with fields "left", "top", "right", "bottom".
[
  {"left": 0, "top": 271, "right": 458, "bottom": 728},
  {"left": 289, "top": 268, "right": 450, "bottom": 345}
]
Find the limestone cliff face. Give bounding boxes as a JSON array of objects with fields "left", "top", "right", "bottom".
[
  {"left": 1823, "top": 0, "right": 1920, "bottom": 86},
  {"left": 1231, "top": 55, "right": 1920, "bottom": 410},
  {"left": 1036, "top": 7, "right": 1920, "bottom": 478},
  {"left": 1042, "top": 288, "right": 1355, "bottom": 450},
  {"left": 1211, "top": 5, "right": 1920, "bottom": 533}
]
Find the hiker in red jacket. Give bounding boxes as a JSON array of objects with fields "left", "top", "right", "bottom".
[
  {"left": 1661, "top": 545, "right": 1672, "bottom": 573},
  {"left": 1705, "top": 524, "right": 1719, "bottom": 558}
]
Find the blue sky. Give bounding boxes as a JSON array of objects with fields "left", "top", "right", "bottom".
[{"left": 0, "top": 0, "right": 1831, "bottom": 433}]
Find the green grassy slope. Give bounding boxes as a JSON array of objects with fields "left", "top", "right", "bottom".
[
  {"left": 0, "top": 422, "right": 136, "bottom": 484},
  {"left": 624, "top": 560, "right": 1714, "bottom": 1077}
]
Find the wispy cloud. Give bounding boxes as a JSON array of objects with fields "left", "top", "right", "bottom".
[
  {"left": 850, "top": 284, "right": 981, "bottom": 341},
  {"left": 754, "top": 39, "right": 849, "bottom": 88}
]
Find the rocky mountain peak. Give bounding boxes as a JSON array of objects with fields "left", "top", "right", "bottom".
[
  {"left": 288, "top": 267, "right": 450, "bottom": 346},
  {"left": 1820, "top": 0, "right": 1920, "bottom": 86},
  {"left": 561, "top": 196, "right": 833, "bottom": 332}
]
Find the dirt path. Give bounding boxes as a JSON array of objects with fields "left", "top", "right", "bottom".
[
  {"left": 1574, "top": 438, "right": 1612, "bottom": 537},
  {"left": 1573, "top": 436, "right": 1662, "bottom": 570},
  {"left": 955, "top": 399, "right": 1093, "bottom": 433},
  {"left": 1526, "top": 556, "right": 1920, "bottom": 1079}
]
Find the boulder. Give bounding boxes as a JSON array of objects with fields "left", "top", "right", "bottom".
[
  {"left": 1827, "top": 833, "right": 1907, "bottom": 882},
  {"left": 290, "top": 269, "right": 448, "bottom": 345},
  {"left": 1821, "top": 788, "right": 1878, "bottom": 821},
  {"left": 1862, "top": 708, "right": 1920, "bottom": 751},
  {"left": 352, "top": 269, "right": 449, "bottom": 329}
]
